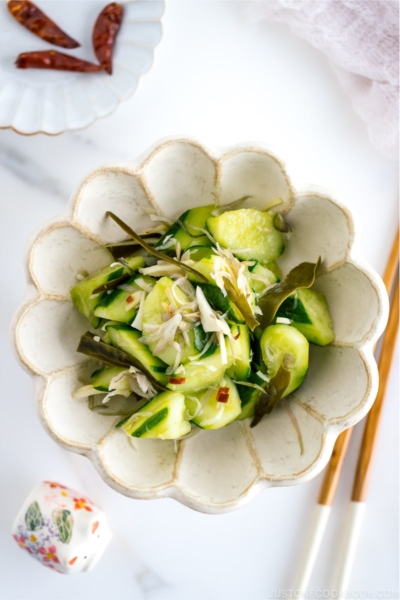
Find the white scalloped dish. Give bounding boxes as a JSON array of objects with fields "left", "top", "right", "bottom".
[
  {"left": 13, "top": 138, "right": 388, "bottom": 513},
  {"left": 0, "top": 0, "right": 163, "bottom": 135}
]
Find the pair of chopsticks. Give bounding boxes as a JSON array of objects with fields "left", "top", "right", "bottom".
[{"left": 293, "top": 228, "right": 399, "bottom": 595}]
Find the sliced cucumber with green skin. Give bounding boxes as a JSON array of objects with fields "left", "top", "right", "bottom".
[
  {"left": 102, "top": 331, "right": 112, "bottom": 345},
  {"left": 91, "top": 366, "right": 126, "bottom": 391},
  {"left": 187, "top": 254, "right": 227, "bottom": 284},
  {"left": 193, "top": 325, "right": 207, "bottom": 352},
  {"left": 277, "top": 288, "right": 334, "bottom": 346},
  {"left": 167, "top": 344, "right": 233, "bottom": 394},
  {"left": 207, "top": 208, "right": 284, "bottom": 264},
  {"left": 141, "top": 276, "right": 197, "bottom": 366},
  {"left": 248, "top": 262, "right": 279, "bottom": 296},
  {"left": 198, "top": 282, "right": 244, "bottom": 323},
  {"left": 70, "top": 255, "right": 146, "bottom": 328},
  {"left": 156, "top": 205, "right": 216, "bottom": 252},
  {"left": 105, "top": 324, "right": 168, "bottom": 385},
  {"left": 226, "top": 324, "right": 251, "bottom": 380},
  {"left": 93, "top": 275, "right": 156, "bottom": 324},
  {"left": 251, "top": 326, "right": 267, "bottom": 373},
  {"left": 237, "top": 371, "right": 265, "bottom": 420},
  {"left": 94, "top": 287, "right": 137, "bottom": 324},
  {"left": 183, "top": 245, "right": 213, "bottom": 262},
  {"left": 120, "top": 391, "right": 191, "bottom": 439},
  {"left": 188, "top": 257, "right": 257, "bottom": 318},
  {"left": 260, "top": 324, "right": 309, "bottom": 397},
  {"left": 265, "top": 261, "right": 281, "bottom": 280},
  {"left": 186, "top": 375, "right": 241, "bottom": 430}
]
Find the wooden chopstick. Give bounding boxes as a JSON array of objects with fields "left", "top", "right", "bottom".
[
  {"left": 352, "top": 277, "right": 399, "bottom": 501},
  {"left": 382, "top": 228, "right": 399, "bottom": 291},
  {"left": 318, "top": 227, "right": 399, "bottom": 506},
  {"left": 317, "top": 427, "right": 352, "bottom": 505},
  {"left": 293, "top": 228, "right": 399, "bottom": 595},
  {"left": 332, "top": 272, "right": 398, "bottom": 591}
]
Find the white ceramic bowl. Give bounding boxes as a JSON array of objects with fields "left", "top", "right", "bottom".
[
  {"left": 13, "top": 137, "right": 388, "bottom": 513},
  {"left": 0, "top": 0, "right": 164, "bottom": 135}
]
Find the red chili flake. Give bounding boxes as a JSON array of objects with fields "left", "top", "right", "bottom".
[
  {"left": 44, "top": 481, "right": 67, "bottom": 489},
  {"left": 8, "top": 1, "right": 80, "bottom": 49},
  {"left": 68, "top": 556, "right": 78, "bottom": 566},
  {"left": 216, "top": 387, "right": 230, "bottom": 403},
  {"left": 91, "top": 521, "right": 99, "bottom": 534},
  {"left": 233, "top": 331, "right": 241, "bottom": 340},
  {"left": 93, "top": 2, "right": 124, "bottom": 75},
  {"left": 126, "top": 295, "right": 134, "bottom": 304},
  {"left": 16, "top": 51, "right": 104, "bottom": 72},
  {"left": 168, "top": 377, "right": 186, "bottom": 385}
]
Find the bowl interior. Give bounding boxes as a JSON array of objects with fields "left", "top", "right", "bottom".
[{"left": 14, "top": 140, "right": 386, "bottom": 512}]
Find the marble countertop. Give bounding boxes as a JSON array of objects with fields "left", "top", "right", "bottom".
[{"left": 0, "top": 2, "right": 398, "bottom": 598}]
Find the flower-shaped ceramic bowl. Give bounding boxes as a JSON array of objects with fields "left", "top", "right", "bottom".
[{"left": 13, "top": 137, "right": 388, "bottom": 514}]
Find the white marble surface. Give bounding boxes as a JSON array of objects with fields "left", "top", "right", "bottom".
[{"left": 0, "top": 2, "right": 398, "bottom": 598}]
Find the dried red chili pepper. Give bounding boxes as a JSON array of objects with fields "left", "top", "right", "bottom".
[
  {"left": 93, "top": 2, "right": 124, "bottom": 75},
  {"left": 16, "top": 51, "right": 104, "bottom": 72},
  {"left": 7, "top": 1, "right": 80, "bottom": 49},
  {"left": 216, "top": 387, "right": 230, "bottom": 403},
  {"left": 168, "top": 377, "right": 186, "bottom": 385}
]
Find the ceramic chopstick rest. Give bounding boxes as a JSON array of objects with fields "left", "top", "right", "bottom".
[{"left": 12, "top": 481, "right": 112, "bottom": 574}]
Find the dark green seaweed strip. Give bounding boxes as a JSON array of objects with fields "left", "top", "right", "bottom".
[
  {"left": 257, "top": 258, "right": 320, "bottom": 329},
  {"left": 223, "top": 279, "right": 259, "bottom": 332},
  {"left": 106, "top": 211, "right": 208, "bottom": 283},
  {"left": 107, "top": 235, "right": 161, "bottom": 260},
  {"left": 77, "top": 332, "right": 167, "bottom": 392},
  {"left": 273, "top": 212, "right": 291, "bottom": 233},
  {"left": 250, "top": 361, "right": 291, "bottom": 427},
  {"left": 88, "top": 394, "right": 145, "bottom": 416},
  {"left": 92, "top": 273, "right": 130, "bottom": 294}
]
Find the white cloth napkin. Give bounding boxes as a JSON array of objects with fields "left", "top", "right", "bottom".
[{"left": 249, "top": 0, "right": 399, "bottom": 160}]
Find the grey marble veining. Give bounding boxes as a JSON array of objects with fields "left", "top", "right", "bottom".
[{"left": 0, "top": 142, "right": 65, "bottom": 198}]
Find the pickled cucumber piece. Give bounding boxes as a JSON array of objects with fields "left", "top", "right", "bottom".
[
  {"left": 70, "top": 255, "right": 145, "bottom": 328},
  {"left": 198, "top": 282, "right": 244, "bottom": 323},
  {"left": 156, "top": 205, "right": 216, "bottom": 251},
  {"left": 93, "top": 275, "right": 156, "bottom": 324},
  {"left": 186, "top": 375, "right": 241, "bottom": 430},
  {"left": 91, "top": 365, "right": 126, "bottom": 391},
  {"left": 187, "top": 254, "right": 228, "bottom": 284},
  {"left": 248, "top": 262, "right": 279, "bottom": 296},
  {"left": 226, "top": 324, "right": 251, "bottom": 380},
  {"left": 277, "top": 288, "right": 334, "bottom": 346},
  {"left": 120, "top": 391, "right": 191, "bottom": 439},
  {"left": 237, "top": 371, "right": 265, "bottom": 420},
  {"left": 105, "top": 324, "right": 168, "bottom": 385},
  {"left": 167, "top": 344, "right": 233, "bottom": 394},
  {"left": 207, "top": 209, "right": 284, "bottom": 264},
  {"left": 265, "top": 261, "right": 281, "bottom": 280},
  {"left": 141, "top": 276, "right": 198, "bottom": 366},
  {"left": 183, "top": 245, "right": 213, "bottom": 262},
  {"left": 260, "top": 324, "right": 309, "bottom": 397}
]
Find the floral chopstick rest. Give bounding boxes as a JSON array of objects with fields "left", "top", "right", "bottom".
[{"left": 12, "top": 481, "right": 112, "bottom": 574}]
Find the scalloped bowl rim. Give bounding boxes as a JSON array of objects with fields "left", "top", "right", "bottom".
[{"left": 11, "top": 137, "right": 389, "bottom": 513}]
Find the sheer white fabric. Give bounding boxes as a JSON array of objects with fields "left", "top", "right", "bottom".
[{"left": 249, "top": 0, "right": 399, "bottom": 160}]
